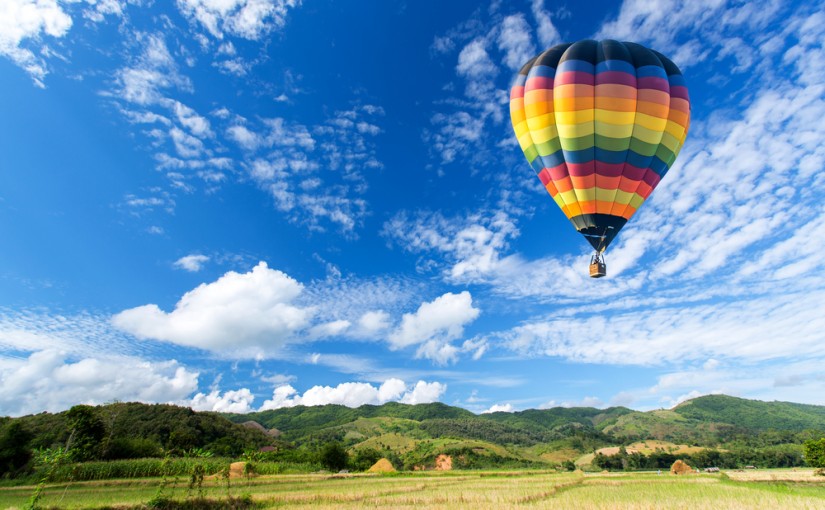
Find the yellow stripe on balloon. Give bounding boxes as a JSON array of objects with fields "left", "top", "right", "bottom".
[
  {"left": 526, "top": 112, "right": 556, "bottom": 131},
  {"left": 631, "top": 124, "right": 666, "bottom": 145},
  {"left": 595, "top": 109, "right": 636, "bottom": 125},
  {"left": 529, "top": 124, "right": 559, "bottom": 144},
  {"left": 557, "top": 122, "right": 594, "bottom": 138},
  {"left": 555, "top": 109, "right": 594, "bottom": 125},
  {"left": 634, "top": 112, "right": 668, "bottom": 131},
  {"left": 594, "top": 121, "right": 634, "bottom": 138}
]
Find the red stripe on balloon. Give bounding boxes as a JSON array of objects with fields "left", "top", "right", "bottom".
[{"left": 554, "top": 71, "right": 595, "bottom": 86}]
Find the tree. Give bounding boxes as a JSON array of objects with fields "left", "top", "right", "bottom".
[
  {"left": 66, "top": 405, "right": 106, "bottom": 462},
  {"left": 0, "top": 421, "right": 33, "bottom": 477},
  {"left": 803, "top": 438, "right": 825, "bottom": 472},
  {"left": 320, "top": 442, "right": 349, "bottom": 472}
]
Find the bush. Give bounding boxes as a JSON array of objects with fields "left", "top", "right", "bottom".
[{"left": 803, "top": 438, "right": 825, "bottom": 468}]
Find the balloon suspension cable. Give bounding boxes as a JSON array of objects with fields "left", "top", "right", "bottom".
[{"left": 589, "top": 232, "right": 609, "bottom": 278}]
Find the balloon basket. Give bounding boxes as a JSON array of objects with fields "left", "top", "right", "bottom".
[{"left": 589, "top": 255, "right": 606, "bottom": 278}]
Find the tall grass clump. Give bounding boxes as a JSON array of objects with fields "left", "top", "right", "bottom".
[{"left": 38, "top": 457, "right": 234, "bottom": 482}]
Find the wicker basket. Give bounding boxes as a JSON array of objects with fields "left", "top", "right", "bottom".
[{"left": 589, "top": 261, "right": 606, "bottom": 278}]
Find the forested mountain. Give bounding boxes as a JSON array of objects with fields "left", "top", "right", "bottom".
[{"left": 2, "top": 394, "right": 824, "bottom": 478}]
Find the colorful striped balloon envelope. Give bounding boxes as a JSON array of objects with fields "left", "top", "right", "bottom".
[{"left": 510, "top": 40, "right": 690, "bottom": 254}]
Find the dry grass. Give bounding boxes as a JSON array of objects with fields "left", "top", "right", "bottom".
[{"left": 1, "top": 469, "right": 823, "bottom": 509}]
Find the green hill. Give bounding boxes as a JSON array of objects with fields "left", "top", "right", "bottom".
[
  {"left": 3, "top": 394, "right": 824, "bottom": 477},
  {"left": 673, "top": 394, "right": 825, "bottom": 432}
]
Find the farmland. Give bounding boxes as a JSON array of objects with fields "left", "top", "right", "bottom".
[{"left": 1, "top": 469, "right": 823, "bottom": 509}]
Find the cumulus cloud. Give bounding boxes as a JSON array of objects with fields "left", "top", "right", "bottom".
[
  {"left": 260, "top": 378, "right": 445, "bottom": 410},
  {"left": 388, "top": 291, "right": 480, "bottom": 364},
  {"left": 174, "top": 254, "right": 210, "bottom": 272},
  {"left": 188, "top": 388, "right": 255, "bottom": 413},
  {"left": 481, "top": 403, "right": 514, "bottom": 414},
  {"left": 0, "top": 0, "right": 73, "bottom": 86},
  {"left": 112, "top": 262, "right": 314, "bottom": 356},
  {"left": 0, "top": 350, "right": 199, "bottom": 416}
]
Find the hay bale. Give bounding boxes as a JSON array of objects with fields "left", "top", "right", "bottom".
[
  {"left": 670, "top": 459, "right": 693, "bottom": 475},
  {"left": 435, "top": 454, "right": 452, "bottom": 471},
  {"left": 368, "top": 458, "right": 396, "bottom": 473},
  {"left": 229, "top": 461, "right": 250, "bottom": 478}
]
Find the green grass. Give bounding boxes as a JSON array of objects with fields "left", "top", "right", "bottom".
[{"left": 0, "top": 470, "right": 822, "bottom": 509}]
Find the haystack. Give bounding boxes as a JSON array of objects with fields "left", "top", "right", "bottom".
[
  {"left": 368, "top": 458, "right": 396, "bottom": 473},
  {"left": 229, "top": 461, "right": 251, "bottom": 478},
  {"left": 435, "top": 454, "right": 452, "bottom": 471},
  {"left": 670, "top": 459, "right": 693, "bottom": 475}
]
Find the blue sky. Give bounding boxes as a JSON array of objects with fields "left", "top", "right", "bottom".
[{"left": 1, "top": 0, "right": 824, "bottom": 417}]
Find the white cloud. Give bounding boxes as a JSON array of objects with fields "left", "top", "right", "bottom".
[
  {"left": 0, "top": 0, "right": 73, "bottom": 86},
  {"left": 383, "top": 210, "right": 519, "bottom": 282},
  {"left": 112, "top": 34, "right": 192, "bottom": 106},
  {"left": 308, "top": 319, "right": 351, "bottom": 339},
  {"left": 531, "top": 0, "right": 561, "bottom": 49},
  {"left": 188, "top": 388, "right": 255, "bottom": 413},
  {"left": 176, "top": 0, "right": 301, "bottom": 40},
  {"left": 399, "top": 380, "right": 447, "bottom": 405},
  {"left": 171, "top": 101, "right": 213, "bottom": 138},
  {"left": 481, "top": 403, "right": 513, "bottom": 414},
  {"left": 174, "top": 254, "right": 210, "bottom": 272},
  {"left": 457, "top": 38, "right": 497, "bottom": 78},
  {"left": 357, "top": 310, "right": 391, "bottom": 335},
  {"left": 388, "top": 291, "right": 480, "bottom": 364},
  {"left": 496, "top": 289, "right": 825, "bottom": 366},
  {"left": 112, "top": 261, "right": 314, "bottom": 357},
  {"left": 227, "top": 124, "right": 260, "bottom": 150},
  {"left": 260, "top": 378, "right": 446, "bottom": 410},
  {"left": 497, "top": 14, "right": 535, "bottom": 70},
  {"left": 0, "top": 350, "right": 199, "bottom": 417}
]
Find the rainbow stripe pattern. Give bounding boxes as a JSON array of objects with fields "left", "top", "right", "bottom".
[{"left": 510, "top": 40, "right": 690, "bottom": 252}]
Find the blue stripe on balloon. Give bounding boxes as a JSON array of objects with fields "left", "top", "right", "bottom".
[
  {"left": 527, "top": 65, "right": 556, "bottom": 78},
  {"left": 635, "top": 65, "right": 667, "bottom": 78},
  {"left": 626, "top": 150, "right": 653, "bottom": 169},
  {"left": 556, "top": 59, "right": 595, "bottom": 74},
  {"left": 539, "top": 151, "right": 566, "bottom": 169},
  {"left": 596, "top": 60, "right": 636, "bottom": 75}
]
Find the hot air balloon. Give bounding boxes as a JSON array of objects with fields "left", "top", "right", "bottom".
[{"left": 509, "top": 40, "right": 690, "bottom": 277}]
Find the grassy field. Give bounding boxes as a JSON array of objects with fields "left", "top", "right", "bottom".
[{"left": 0, "top": 469, "right": 823, "bottom": 509}]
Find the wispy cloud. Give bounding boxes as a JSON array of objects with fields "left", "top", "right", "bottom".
[
  {"left": 176, "top": 0, "right": 301, "bottom": 41},
  {"left": 174, "top": 254, "right": 210, "bottom": 272}
]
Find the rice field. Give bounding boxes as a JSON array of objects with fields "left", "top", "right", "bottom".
[{"left": 0, "top": 469, "right": 823, "bottom": 509}]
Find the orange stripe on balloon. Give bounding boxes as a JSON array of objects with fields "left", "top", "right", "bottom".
[
  {"left": 635, "top": 101, "right": 669, "bottom": 118},
  {"left": 554, "top": 176, "right": 574, "bottom": 193},
  {"left": 636, "top": 181, "right": 653, "bottom": 198},
  {"left": 593, "top": 97, "right": 637, "bottom": 112},
  {"left": 567, "top": 201, "right": 583, "bottom": 217},
  {"left": 595, "top": 200, "right": 614, "bottom": 214},
  {"left": 598, "top": 175, "right": 621, "bottom": 189},
  {"left": 618, "top": 177, "right": 640, "bottom": 193},
  {"left": 636, "top": 89, "right": 670, "bottom": 105},
  {"left": 594, "top": 83, "right": 637, "bottom": 99},
  {"left": 579, "top": 200, "right": 597, "bottom": 214},
  {"left": 570, "top": 174, "right": 596, "bottom": 189}
]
